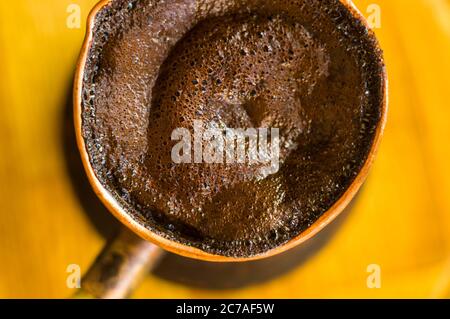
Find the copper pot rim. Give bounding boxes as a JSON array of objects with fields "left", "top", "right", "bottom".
[{"left": 73, "top": 0, "right": 388, "bottom": 262}]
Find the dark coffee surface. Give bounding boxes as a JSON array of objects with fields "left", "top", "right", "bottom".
[{"left": 81, "top": 0, "right": 384, "bottom": 257}]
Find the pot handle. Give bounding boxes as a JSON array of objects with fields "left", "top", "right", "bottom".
[{"left": 74, "top": 227, "right": 164, "bottom": 299}]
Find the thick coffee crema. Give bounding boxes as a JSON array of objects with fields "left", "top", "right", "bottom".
[{"left": 81, "top": 0, "right": 384, "bottom": 257}]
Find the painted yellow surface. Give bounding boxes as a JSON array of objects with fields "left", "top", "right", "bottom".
[{"left": 0, "top": 0, "right": 449, "bottom": 298}]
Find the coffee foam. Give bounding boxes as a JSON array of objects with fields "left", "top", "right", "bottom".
[{"left": 81, "top": 0, "right": 384, "bottom": 257}]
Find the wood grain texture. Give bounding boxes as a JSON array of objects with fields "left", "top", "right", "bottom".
[{"left": 0, "top": 0, "right": 449, "bottom": 298}]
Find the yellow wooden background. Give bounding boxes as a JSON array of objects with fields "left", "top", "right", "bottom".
[{"left": 0, "top": 0, "right": 449, "bottom": 298}]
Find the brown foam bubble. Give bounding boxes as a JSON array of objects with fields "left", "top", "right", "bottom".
[{"left": 81, "top": 0, "right": 384, "bottom": 257}]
